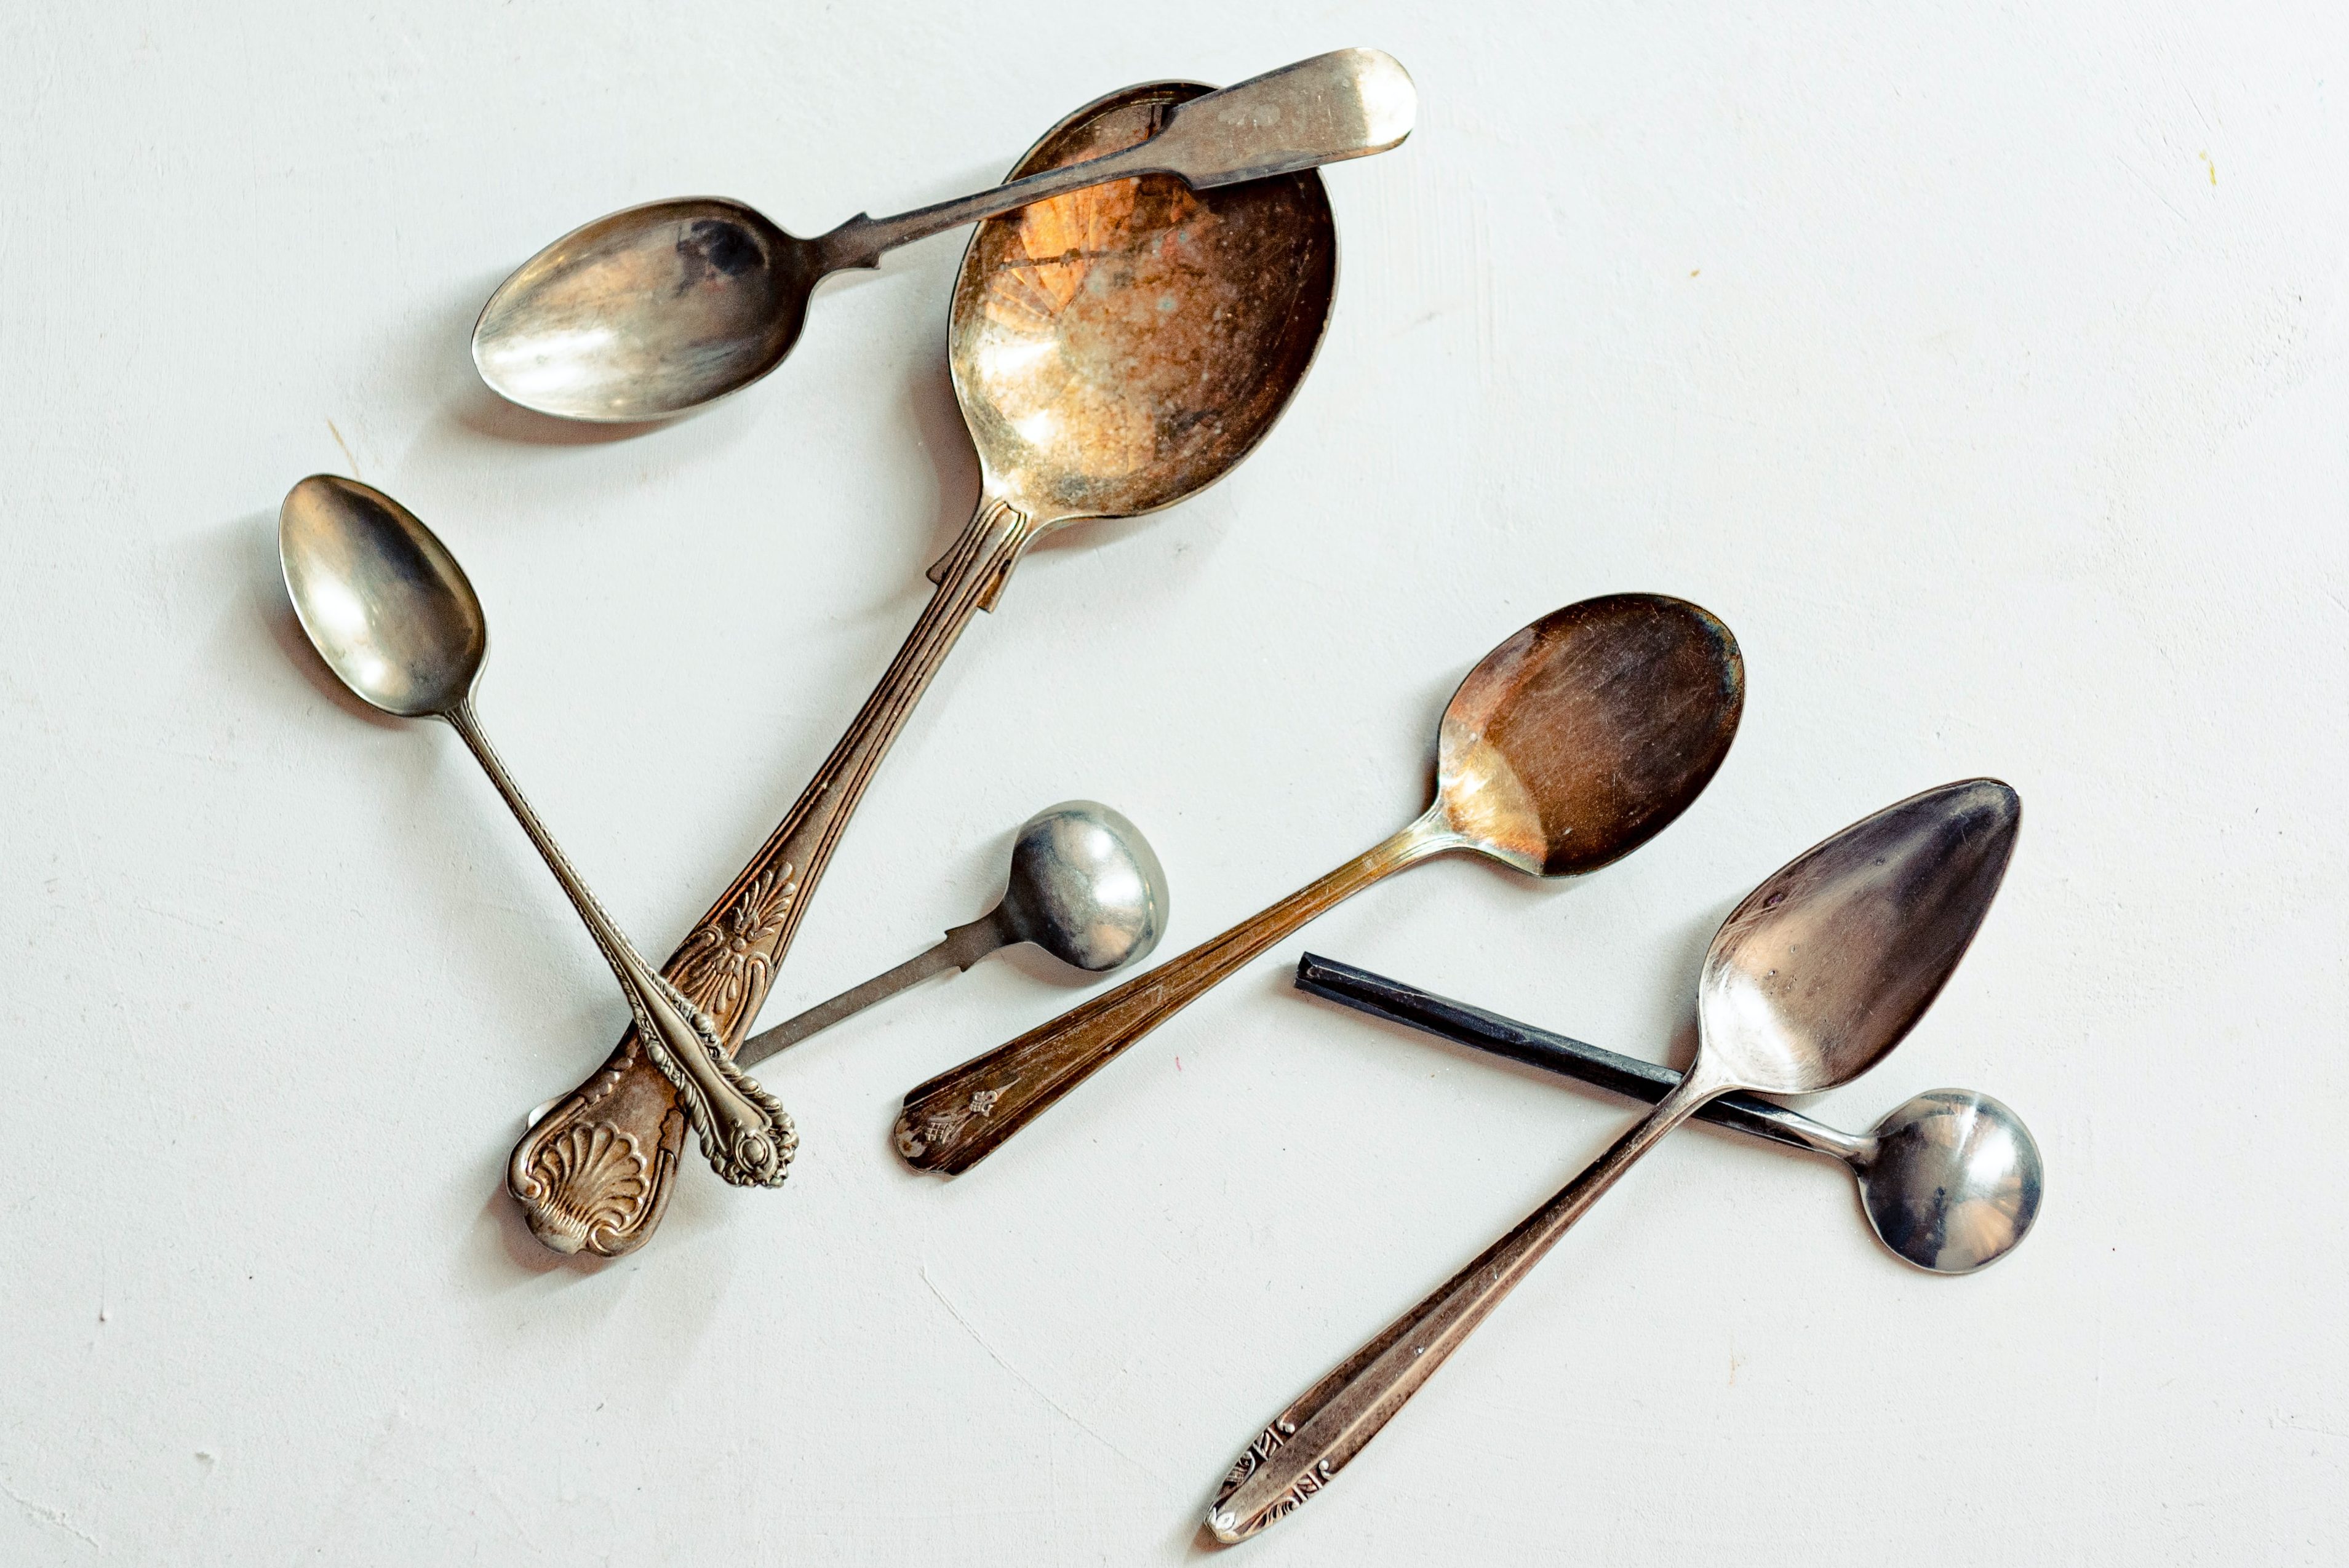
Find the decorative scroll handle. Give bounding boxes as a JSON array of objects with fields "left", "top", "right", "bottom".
[
  {"left": 893, "top": 806, "right": 1461, "bottom": 1174},
  {"left": 1206, "top": 1067, "right": 1725, "bottom": 1543},
  {"left": 507, "top": 495, "right": 1037, "bottom": 1256}
]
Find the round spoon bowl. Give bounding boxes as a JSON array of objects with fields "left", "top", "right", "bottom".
[
  {"left": 949, "top": 81, "right": 1336, "bottom": 527},
  {"left": 1434, "top": 594, "right": 1745, "bottom": 875},
  {"left": 997, "top": 800, "right": 1170, "bottom": 972},
  {"left": 1861, "top": 1088, "right": 2043, "bottom": 1274},
  {"left": 473, "top": 199, "right": 820, "bottom": 421},
  {"left": 279, "top": 475, "right": 487, "bottom": 717}
]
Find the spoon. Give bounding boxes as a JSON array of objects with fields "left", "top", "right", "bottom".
[
  {"left": 894, "top": 594, "right": 1747, "bottom": 1174},
  {"left": 1205, "top": 779, "right": 2023, "bottom": 1543},
  {"left": 508, "top": 78, "right": 1341, "bottom": 1257},
  {"left": 1293, "top": 952, "right": 2043, "bottom": 1274},
  {"left": 733, "top": 801, "right": 1170, "bottom": 1067},
  {"left": 277, "top": 475, "right": 796, "bottom": 1222},
  {"left": 472, "top": 48, "right": 1412, "bottom": 421}
]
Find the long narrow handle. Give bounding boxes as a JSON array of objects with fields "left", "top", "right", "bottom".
[
  {"left": 736, "top": 912, "right": 1008, "bottom": 1069},
  {"left": 1206, "top": 1069, "right": 1725, "bottom": 1543},
  {"left": 893, "top": 809, "right": 1461, "bottom": 1175},
  {"left": 1294, "top": 953, "right": 1864, "bottom": 1163},
  {"left": 816, "top": 48, "right": 1414, "bottom": 269},
  {"left": 445, "top": 702, "right": 795, "bottom": 1198},
  {"left": 506, "top": 495, "right": 1037, "bottom": 1258}
]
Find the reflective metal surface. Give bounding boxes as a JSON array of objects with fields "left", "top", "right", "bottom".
[
  {"left": 1206, "top": 780, "right": 2022, "bottom": 1543},
  {"left": 735, "top": 800, "right": 1168, "bottom": 1065},
  {"left": 277, "top": 477, "right": 797, "bottom": 1232},
  {"left": 506, "top": 79, "right": 1339, "bottom": 1256},
  {"left": 473, "top": 49, "right": 1408, "bottom": 420},
  {"left": 1293, "top": 953, "right": 2043, "bottom": 1274},
  {"left": 894, "top": 594, "right": 1745, "bottom": 1174}
]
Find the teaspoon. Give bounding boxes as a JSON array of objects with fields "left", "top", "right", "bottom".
[
  {"left": 1206, "top": 779, "right": 2023, "bottom": 1542},
  {"left": 277, "top": 476, "right": 796, "bottom": 1228},
  {"left": 735, "top": 800, "right": 1169, "bottom": 1066},
  {"left": 1293, "top": 952, "right": 2043, "bottom": 1274},
  {"left": 472, "top": 48, "right": 1412, "bottom": 421},
  {"left": 894, "top": 594, "right": 1747, "bottom": 1174},
  {"left": 509, "top": 78, "right": 1341, "bottom": 1257}
]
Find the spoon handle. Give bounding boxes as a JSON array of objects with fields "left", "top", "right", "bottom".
[
  {"left": 736, "top": 912, "right": 1009, "bottom": 1069},
  {"left": 506, "top": 495, "right": 1038, "bottom": 1257},
  {"left": 893, "top": 808, "right": 1461, "bottom": 1174},
  {"left": 817, "top": 49, "right": 1414, "bottom": 269},
  {"left": 1293, "top": 953, "right": 1864, "bottom": 1163},
  {"left": 1206, "top": 1067, "right": 1725, "bottom": 1543},
  {"left": 444, "top": 702, "right": 796, "bottom": 1201}
]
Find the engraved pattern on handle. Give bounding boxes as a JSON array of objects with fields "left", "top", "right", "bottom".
[
  {"left": 506, "top": 496, "right": 1036, "bottom": 1257},
  {"left": 1206, "top": 1069, "right": 1723, "bottom": 1542},
  {"left": 893, "top": 808, "right": 1460, "bottom": 1174}
]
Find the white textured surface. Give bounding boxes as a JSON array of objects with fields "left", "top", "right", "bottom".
[{"left": 4, "top": 3, "right": 2346, "bottom": 1562}]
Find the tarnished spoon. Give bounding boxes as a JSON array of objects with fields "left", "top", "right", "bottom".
[
  {"left": 735, "top": 801, "right": 1169, "bottom": 1065},
  {"left": 894, "top": 594, "right": 1746, "bottom": 1174},
  {"left": 1294, "top": 953, "right": 2043, "bottom": 1274},
  {"left": 1206, "top": 779, "right": 2023, "bottom": 1543},
  {"left": 509, "top": 77, "right": 1341, "bottom": 1257},
  {"left": 473, "top": 48, "right": 1412, "bottom": 421},
  {"left": 277, "top": 476, "right": 796, "bottom": 1225}
]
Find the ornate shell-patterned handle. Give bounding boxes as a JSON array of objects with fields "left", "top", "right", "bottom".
[{"left": 505, "top": 498, "right": 1036, "bottom": 1257}]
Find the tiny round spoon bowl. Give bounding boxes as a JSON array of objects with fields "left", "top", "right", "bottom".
[{"left": 1860, "top": 1088, "right": 2042, "bottom": 1274}]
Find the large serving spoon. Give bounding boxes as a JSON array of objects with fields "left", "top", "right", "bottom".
[
  {"left": 1205, "top": 779, "right": 2023, "bottom": 1543},
  {"left": 733, "top": 800, "right": 1169, "bottom": 1067},
  {"left": 1293, "top": 952, "right": 2043, "bottom": 1274},
  {"left": 472, "top": 48, "right": 1411, "bottom": 421},
  {"left": 894, "top": 594, "right": 1747, "bottom": 1174},
  {"left": 508, "top": 78, "right": 1341, "bottom": 1257},
  {"left": 277, "top": 476, "right": 797, "bottom": 1214}
]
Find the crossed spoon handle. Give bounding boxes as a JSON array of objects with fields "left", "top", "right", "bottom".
[
  {"left": 507, "top": 496, "right": 1037, "bottom": 1257},
  {"left": 1206, "top": 1069, "right": 1725, "bottom": 1542},
  {"left": 1293, "top": 953, "right": 1865, "bottom": 1162},
  {"left": 816, "top": 49, "right": 1414, "bottom": 271},
  {"left": 894, "top": 807, "right": 1463, "bottom": 1172}
]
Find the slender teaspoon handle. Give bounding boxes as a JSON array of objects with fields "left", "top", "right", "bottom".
[
  {"left": 1207, "top": 1070, "right": 1723, "bottom": 1543},
  {"left": 444, "top": 701, "right": 794, "bottom": 1188},
  {"left": 893, "top": 809, "right": 1460, "bottom": 1175},
  {"left": 1294, "top": 954, "right": 1864, "bottom": 1163},
  {"left": 738, "top": 913, "right": 1008, "bottom": 1069},
  {"left": 506, "top": 495, "right": 1037, "bottom": 1256}
]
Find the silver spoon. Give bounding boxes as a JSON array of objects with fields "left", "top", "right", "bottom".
[
  {"left": 278, "top": 474, "right": 796, "bottom": 1208},
  {"left": 1208, "top": 779, "right": 2023, "bottom": 1543},
  {"left": 1293, "top": 953, "right": 2043, "bottom": 1275},
  {"left": 734, "top": 800, "right": 1169, "bottom": 1067},
  {"left": 470, "top": 47, "right": 1413, "bottom": 421}
]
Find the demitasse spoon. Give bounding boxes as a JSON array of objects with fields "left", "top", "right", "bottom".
[
  {"left": 1294, "top": 952, "right": 2043, "bottom": 1274},
  {"left": 736, "top": 800, "right": 1169, "bottom": 1066},
  {"left": 1206, "top": 779, "right": 2023, "bottom": 1542},
  {"left": 473, "top": 48, "right": 1412, "bottom": 420},
  {"left": 895, "top": 594, "right": 1747, "bottom": 1174},
  {"left": 509, "top": 77, "right": 1342, "bottom": 1257},
  {"left": 277, "top": 476, "right": 796, "bottom": 1214}
]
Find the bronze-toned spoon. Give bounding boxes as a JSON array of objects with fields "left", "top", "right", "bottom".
[
  {"left": 1206, "top": 780, "right": 2022, "bottom": 1542},
  {"left": 894, "top": 595, "right": 1745, "bottom": 1174},
  {"left": 508, "top": 78, "right": 1339, "bottom": 1257},
  {"left": 473, "top": 49, "right": 1411, "bottom": 421}
]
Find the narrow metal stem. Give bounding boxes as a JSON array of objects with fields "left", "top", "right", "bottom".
[
  {"left": 1208, "top": 1067, "right": 1728, "bottom": 1543},
  {"left": 893, "top": 806, "right": 1466, "bottom": 1175},
  {"left": 815, "top": 142, "right": 1158, "bottom": 271},
  {"left": 738, "top": 912, "right": 1009, "bottom": 1068},
  {"left": 1293, "top": 953, "right": 1870, "bottom": 1165}
]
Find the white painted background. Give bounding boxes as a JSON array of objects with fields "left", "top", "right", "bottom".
[{"left": 4, "top": 2, "right": 2345, "bottom": 1562}]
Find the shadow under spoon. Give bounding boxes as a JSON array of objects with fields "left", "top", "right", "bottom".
[
  {"left": 472, "top": 48, "right": 1413, "bottom": 421},
  {"left": 277, "top": 475, "right": 796, "bottom": 1218},
  {"left": 1293, "top": 953, "right": 2043, "bottom": 1275},
  {"left": 736, "top": 800, "right": 1169, "bottom": 1067},
  {"left": 1205, "top": 778, "right": 2022, "bottom": 1543}
]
